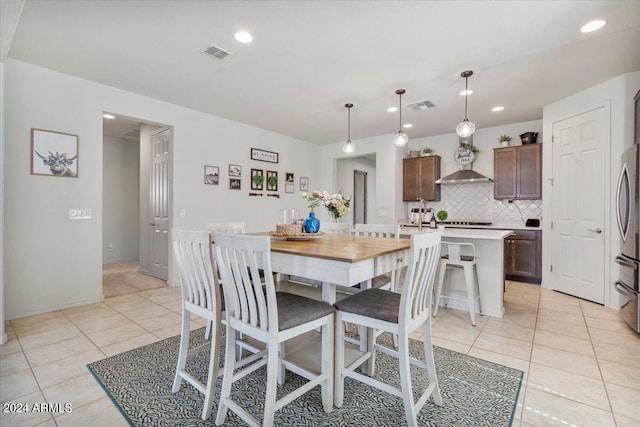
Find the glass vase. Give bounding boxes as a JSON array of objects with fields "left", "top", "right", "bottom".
[{"left": 304, "top": 211, "right": 320, "bottom": 233}]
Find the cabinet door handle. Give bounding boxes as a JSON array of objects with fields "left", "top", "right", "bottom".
[{"left": 587, "top": 228, "right": 602, "bottom": 234}]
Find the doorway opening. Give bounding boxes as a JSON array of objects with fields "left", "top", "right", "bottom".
[{"left": 102, "top": 114, "right": 171, "bottom": 298}]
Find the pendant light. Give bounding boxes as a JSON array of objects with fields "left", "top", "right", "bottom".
[
  {"left": 393, "top": 89, "right": 409, "bottom": 147},
  {"left": 342, "top": 103, "right": 355, "bottom": 154},
  {"left": 455, "top": 70, "right": 476, "bottom": 138}
]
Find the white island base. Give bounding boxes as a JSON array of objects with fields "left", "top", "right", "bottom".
[{"left": 401, "top": 227, "right": 513, "bottom": 319}]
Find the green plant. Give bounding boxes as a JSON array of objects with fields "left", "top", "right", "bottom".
[
  {"left": 252, "top": 174, "right": 264, "bottom": 186},
  {"left": 459, "top": 142, "right": 479, "bottom": 155},
  {"left": 267, "top": 175, "right": 278, "bottom": 187},
  {"left": 436, "top": 210, "right": 448, "bottom": 222},
  {"left": 498, "top": 134, "right": 512, "bottom": 143},
  {"left": 421, "top": 147, "right": 433, "bottom": 154}
]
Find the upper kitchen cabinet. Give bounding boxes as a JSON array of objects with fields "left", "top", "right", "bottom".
[
  {"left": 403, "top": 155, "right": 441, "bottom": 201},
  {"left": 493, "top": 144, "right": 542, "bottom": 200}
]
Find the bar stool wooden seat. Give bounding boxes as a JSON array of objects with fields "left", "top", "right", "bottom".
[{"left": 432, "top": 241, "right": 482, "bottom": 326}]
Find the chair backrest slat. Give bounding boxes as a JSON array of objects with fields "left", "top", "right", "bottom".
[
  {"left": 321, "top": 222, "right": 352, "bottom": 234},
  {"left": 400, "top": 233, "right": 441, "bottom": 323},
  {"left": 172, "top": 229, "right": 220, "bottom": 312},
  {"left": 205, "top": 222, "right": 245, "bottom": 237},
  {"left": 353, "top": 223, "right": 400, "bottom": 239},
  {"left": 214, "top": 234, "right": 277, "bottom": 333}
]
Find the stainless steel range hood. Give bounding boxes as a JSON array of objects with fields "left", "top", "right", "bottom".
[
  {"left": 434, "top": 135, "right": 493, "bottom": 184},
  {"left": 435, "top": 169, "right": 493, "bottom": 184}
]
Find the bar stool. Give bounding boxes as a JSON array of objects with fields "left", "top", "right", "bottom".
[{"left": 432, "top": 241, "right": 482, "bottom": 326}]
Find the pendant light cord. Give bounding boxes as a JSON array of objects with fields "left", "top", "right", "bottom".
[
  {"left": 348, "top": 106, "right": 351, "bottom": 140},
  {"left": 464, "top": 76, "right": 469, "bottom": 120},
  {"left": 398, "top": 92, "right": 402, "bottom": 131}
]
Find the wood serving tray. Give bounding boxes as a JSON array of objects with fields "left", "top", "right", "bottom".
[{"left": 269, "top": 231, "right": 325, "bottom": 240}]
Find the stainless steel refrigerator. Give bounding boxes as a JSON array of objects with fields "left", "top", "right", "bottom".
[{"left": 615, "top": 144, "right": 640, "bottom": 333}]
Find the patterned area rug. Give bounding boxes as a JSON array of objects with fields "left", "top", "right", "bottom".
[{"left": 88, "top": 328, "right": 523, "bottom": 426}]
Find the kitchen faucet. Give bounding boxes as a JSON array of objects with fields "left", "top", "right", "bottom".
[{"left": 417, "top": 198, "right": 426, "bottom": 231}]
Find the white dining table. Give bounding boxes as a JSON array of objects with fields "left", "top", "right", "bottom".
[
  {"left": 262, "top": 233, "right": 411, "bottom": 386},
  {"left": 267, "top": 233, "right": 411, "bottom": 303}
]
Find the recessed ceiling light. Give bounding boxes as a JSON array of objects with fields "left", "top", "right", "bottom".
[
  {"left": 387, "top": 107, "right": 398, "bottom": 113},
  {"left": 234, "top": 31, "right": 253, "bottom": 43},
  {"left": 492, "top": 106, "right": 505, "bottom": 112},
  {"left": 103, "top": 113, "right": 115, "bottom": 119},
  {"left": 403, "top": 123, "right": 413, "bottom": 128},
  {"left": 581, "top": 20, "right": 606, "bottom": 33},
  {"left": 460, "top": 89, "right": 473, "bottom": 96}
]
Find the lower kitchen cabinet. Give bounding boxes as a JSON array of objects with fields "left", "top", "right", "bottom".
[{"left": 504, "top": 230, "right": 542, "bottom": 283}]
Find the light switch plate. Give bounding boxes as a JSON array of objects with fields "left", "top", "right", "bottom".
[{"left": 69, "top": 208, "right": 92, "bottom": 219}]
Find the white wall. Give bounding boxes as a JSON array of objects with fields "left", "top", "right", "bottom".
[
  {"left": 321, "top": 136, "right": 406, "bottom": 224},
  {"left": 4, "top": 59, "right": 320, "bottom": 319},
  {"left": 542, "top": 71, "right": 640, "bottom": 309},
  {"left": 102, "top": 135, "right": 140, "bottom": 264}
]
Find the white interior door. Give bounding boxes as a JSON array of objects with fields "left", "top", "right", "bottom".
[
  {"left": 150, "top": 128, "right": 170, "bottom": 280},
  {"left": 551, "top": 107, "right": 606, "bottom": 303}
]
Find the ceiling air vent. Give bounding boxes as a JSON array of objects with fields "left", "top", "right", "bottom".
[
  {"left": 201, "top": 44, "right": 233, "bottom": 60},
  {"left": 123, "top": 127, "right": 140, "bottom": 139},
  {"left": 408, "top": 100, "right": 435, "bottom": 111}
]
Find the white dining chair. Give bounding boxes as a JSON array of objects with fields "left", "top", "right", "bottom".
[
  {"left": 170, "top": 229, "right": 224, "bottom": 420},
  {"left": 320, "top": 222, "right": 353, "bottom": 234},
  {"left": 352, "top": 223, "right": 402, "bottom": 291},
  {"left": 214, "top": 233, "right": 335, "bottom": 427},
  {"left": 334, "top": 232, "right": 443, "bottom": 427},
  {"left": 202, "top": 222, "right": 245, "bottom": 339}
]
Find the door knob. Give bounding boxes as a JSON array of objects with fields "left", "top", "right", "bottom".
[
  {"left": 150, "top": 221, "right": 156, "bottom": 226},
  {"left": 587, "top": 228, "right": 602, "bottom": 234}
]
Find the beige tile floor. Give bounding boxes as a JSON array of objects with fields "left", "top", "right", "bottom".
[{"left": 1, "top": 281, "right": 639, "bottom": 426}]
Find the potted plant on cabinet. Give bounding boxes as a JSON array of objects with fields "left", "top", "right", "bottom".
[
  {"left": 420, "top": 147, "right": 434, "bottom": 156},
  {"left": 498, "top": 134, "right": 512, "bottom": 147}
]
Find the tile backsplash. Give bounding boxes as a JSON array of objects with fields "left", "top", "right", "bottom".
[{"left": 408, "top": 182, "right": 542, "bottom": 221}]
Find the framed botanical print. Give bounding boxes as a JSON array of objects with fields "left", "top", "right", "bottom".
[
  {"left": 266, "top": 170, "right": 278, "bottom": 191},
  {"left": 31, "top": 128, "right": 79, "bottom": 177},
  {"left": 251, "top": 168, "right": 264, "bottom": 190}
]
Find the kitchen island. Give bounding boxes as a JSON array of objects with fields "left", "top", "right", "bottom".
[{"left": 400, "top": 226, "right": 513, "bottom": 319}]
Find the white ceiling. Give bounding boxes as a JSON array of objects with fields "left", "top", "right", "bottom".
[{"left": 8, "top": 1, "right": 640, "bottom": 145}]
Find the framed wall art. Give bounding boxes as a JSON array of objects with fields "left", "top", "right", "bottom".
[
  {"left": 31, "top": 128, "right": 79, "bottom": 177},
  {"left": 300, "top": 176, "right": 309, "bottom": 191},
  {"left": 266, "top": 170, "right": 278, "bottom": 191},
  {"left": 229, "top": 178, "right": 242, "bottom": 190},
  {"left": 229, "top": 164, "right": 242, "bottom": 177},
  {"left": 251, "top": 168, "right": 264, "bottom": 190},
  {"left": 251, "top": 148, "right": 279, "bottom": 163},
  {"left": 285, "top": 183, "right": 294, "bottom": 194},
  {"left": 285, "top": 172, "right": 294, "bottom": 183},
  {"left": 204, "top": 165, "right": 219, "bottom": 185}
]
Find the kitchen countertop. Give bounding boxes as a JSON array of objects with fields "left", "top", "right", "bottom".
[
  {"left": 401, "top": 220, "right": 542, "bottom": 231},
  {"left": 400, "top": 226, "right": 514, "bottom": 241}
]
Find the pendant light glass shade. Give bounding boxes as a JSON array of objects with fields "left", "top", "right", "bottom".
[
  {"left": 342, "top": 103, "right": 355, "bottom": 154},
  {"left": 393, "top": 89, "right": 408, "bottom": 147},
  {"left": 393, "top": 131, "right": 409, "bottom": 147},
  {"left": 456, "top": 71, "right": 476, "bottom": 138},
  {"left": 456, "top": 119, "right": 476, "bottom": 138}
]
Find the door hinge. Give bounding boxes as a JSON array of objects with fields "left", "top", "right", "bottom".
[
  {"left": 550, "top": 265, "right": 553, "bottom": 272},
  {"left": 550, "top": 221, "right": 553, "bottom": 229},
  {"left": 552, "top": 135, "right": 554, "bottom": 143}
]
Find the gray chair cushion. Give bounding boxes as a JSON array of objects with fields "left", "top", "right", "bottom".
[
  {"left": 334, "top": 288, "right": 400, "bottom": 324},
  {"left": 276, "top": 292, "right": 335, "bottom": 331}
]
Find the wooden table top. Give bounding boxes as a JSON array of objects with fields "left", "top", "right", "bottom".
[{"left": 264, "top": 233, "right": 411, "bottom": 263}]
